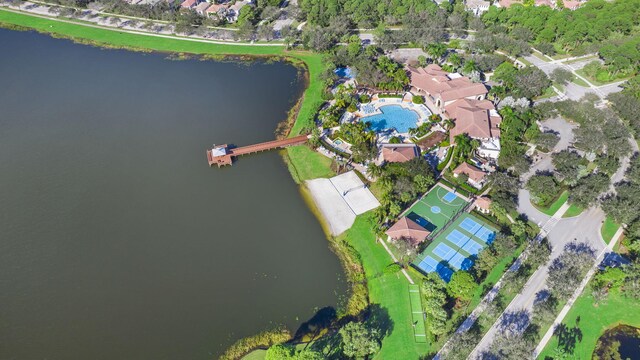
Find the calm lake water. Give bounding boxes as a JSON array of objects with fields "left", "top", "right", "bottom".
[{"left": 0, "top": 28, "right": 345, "bottom": 359}]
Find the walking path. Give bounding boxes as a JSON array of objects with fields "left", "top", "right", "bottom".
[
  {"left": 378, "top": 238, "right": 415, "bottom": 284},
  {"left": 533, "top": 226, "right": 624, "bottom": 356},
  {"left": 0, "top": 3, "right": 284, "bottom": 46}
]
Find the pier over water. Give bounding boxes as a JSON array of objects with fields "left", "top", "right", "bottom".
[{"left": 207, "top": 134, "right": 309, "bottom": 167}]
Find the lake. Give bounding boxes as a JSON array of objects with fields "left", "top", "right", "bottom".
[{"left": 0, "top": 28, "right": 345, "bottom": 359}]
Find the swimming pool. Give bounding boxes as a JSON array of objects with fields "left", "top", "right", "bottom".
[
  {"left": 334, "top": 67, "right": 354, "bottom": 79},
  {"left": 362, "top": 105, "right": 420, "bottom": 133}
]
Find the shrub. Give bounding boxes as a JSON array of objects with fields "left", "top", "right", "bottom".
[
  {"left": 220, "top": 326, "right": 292, "bottom": 360},
  {"left": 412, "top": 95, "right": 425, "bottom": 104},
  {"left": 359, "top": 94, "right": 371, "bottom": 103}
]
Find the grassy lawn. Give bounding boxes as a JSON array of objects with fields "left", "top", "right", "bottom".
[
  {"left": 0, "top": 9, "right": 324, "bottom": 136},
  {"left": 600, "top": 217, "right": 620, "bottom": 245},
  {"left": 339, "top": 214, "right": 429, "bottom": 359},
  {"left": 572, "top": 76, "right": 590, "bottom": 87},
  {"left": 516, "top": 56, "right": 533, "bottom": 66},
  {"left": 284, "top": 146, "right": 335, "bottom": 183},
  {"left": 533, "top": 51, "right": 551, "bottom": 62},
  {"left": 533, "top": 190, "right": 568, "bottom": 216},
  {"left": 575, "top": 68, "right": 631, "bottom": 87},
  {"left": 538, "top": 287, "right": 640, "bottom": 359},
  {"left": 536, "top": 86, "right": 557, "bottom": 100},
  {"left": 562, "top": 203, "right": 584, "bottom": 218}
]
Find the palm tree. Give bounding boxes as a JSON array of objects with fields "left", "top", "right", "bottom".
[
  {"left": 367, "top": 163, "right": 383, "bottom": 178},
  {"left": 426, "top": 43, "right": 448, "bottom": 64},
  {"left": 443, "top": 118, "right": 455, "bottom": 130}
]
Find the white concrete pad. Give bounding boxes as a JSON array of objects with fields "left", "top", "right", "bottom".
[
  {"left": 306, "top": 178, "right": 356, "bottom": 236},
  {"left": 330, "top": 171, "right": 380, "bottom": 215},
  {"left": 306, "top": 171, "right": 380, "bottom": 235}
]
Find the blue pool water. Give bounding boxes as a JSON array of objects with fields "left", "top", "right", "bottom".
[
  {"left": 363, "top": 105, "right": 420, "bottom": 133},
  {"left": 334, "top": 67, "right": 354, "bottom": 79}
]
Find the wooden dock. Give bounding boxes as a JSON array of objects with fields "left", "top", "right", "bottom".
[{"left": 207, "top": 134, "right": 309, "bottom": 167}]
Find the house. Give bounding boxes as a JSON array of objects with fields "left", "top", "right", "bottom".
[
  {"left": 180, "top": 0, "right": 198, "bottom": 9},
  {"left": 465, "top": 0, "right": 490, "bottom": 15},
  {"left": 226, "top": 1, "right": 249, "bottom": 22},
  {"left": 386, "top": 216, "right": 431, "bottom": 246},
  {"left": 453, "top": 162, "right": 487, "bottom": 189},
  {"left": 408, "top": 65, "right": 488, "bottom": 111},
  {"left": 195, "top": 1, "right": 211, "bottom": 14},
  {"left": 474, "top": 196, "right": 493, "bottom": 214},
  {"left": 496, "top": 0, "right": 523, "bottom": 7},
  {"left": 205, "top": 3, "right": 228, "bottom": 18},
  {"left": 445, "top": 98, "right": 501, "bottom": 142},
  {"left": 534, "top": 0, "right": 554, "bottom": 7},
  {"left": 562, "top": 0, "right": 583, "bottom": 10},
  {"left": 381, "top": 144, "right": 420, "bottom": 163}
]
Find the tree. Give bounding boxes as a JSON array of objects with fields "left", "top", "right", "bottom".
[
  {"left": 447, "top": 271, "right": 477, "bottom": 302},
  {"left": 553, "top": 150, "right": 587, "bottom": 185},
  {"left": 265, "top": 344, "right": 295, "bottom": 360},
  {"left": 474, "top": 248, "right": 499, "bottom": 278},
  {"left": 550, "top": 68, "right": 575, "bottom": 86},
  {"left": 568, "top": 172, "right": 610, "bottom": 209},
  {"left": 532, "top": 293, "right": 559, "bottom": 326},
  {"left": 339, "top": 321, "right": 380, "bottom": 359},
  {"left": 426, "top": 42, "right": 447, "bottom": 63},
  {"left": 514, "top": 66, "right": 551, "bottom": 99},
  {"left": 534, "top": 131, "right": 560, "bottom": 151},
  {"left": 526, "top": 173, "right": 560, "bottom": 206},
  {"left": 423, "top": 273, "right": 449, "bottom": 337},
  {"left": 489, "top": 332, "right": 537, "bottom": 360},
  {"left": 547, "top": 244, "right": 596, "bottom": 300}
]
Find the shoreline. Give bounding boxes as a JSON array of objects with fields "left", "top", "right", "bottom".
[{"left": 0, "top": 10, "right": 365, "bottom": 359}]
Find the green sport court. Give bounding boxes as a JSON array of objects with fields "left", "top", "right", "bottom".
[
  {"left": 408, "top": 284, "right": 426, "bottom": 343},
  {"left": 413, "top": 213, "right": 497, "bottom": 282},
  {"left": 403, "top": 183, "right": 468, "bottom": 233}
]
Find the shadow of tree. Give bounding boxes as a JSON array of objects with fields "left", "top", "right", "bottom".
[
  {"left": 295, "top": 303, "right": 394, "bottom": 360},
  {"left": 498, "top": 309, "right": 531, "bottom": 335},
  {"left": 554, "top": 323, "right": 583, "bottom": 354},
  {"left": 293, "top": 306, "right": 337, "bottom": 342}
]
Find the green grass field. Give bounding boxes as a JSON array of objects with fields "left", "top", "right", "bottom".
[
  {"left": 340, "top": 214, "right": 429, "bottom": 359},
  {"left": 601, "top": 217, "right": 621, "bottom": 244},
  {"left": 534, "top": 190, "right": 568, "bottom": 216},
  {"left": 538, "top": 287, "right": 640, "bottom": 359},
  {"left": 284, "top": 146, "right": 335, "bottom": 183},
  {"left": 408, "top": 284, "right": 427, "bottom": 343},
  {"left": 403, "top": 184, "right": 468, "bottom": 233},
  {"left": 562, "top": 203, "right": 584, "bottom": 218}
]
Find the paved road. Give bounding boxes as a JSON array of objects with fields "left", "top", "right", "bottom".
[{"left": 524, "top": 53, "right": 626, "bottom": 101}]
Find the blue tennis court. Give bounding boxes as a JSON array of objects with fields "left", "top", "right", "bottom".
[
  {"left": 446, "top": 229, "right": 470, "bottom": 247},
  {"left": 475, "top": 226, "right": 495, "bottom": 243},
  {"left": 448, "top": 253, "right": 466, "bottom": 270},
  {"left": 443, "top": 191, "right": 458, "bottom": 203},
  {"left": 461, "top": 239, "right": 484, "bottom": 255},
  {"left": 417, "top": 256, "right": 439, "bottom": 272},
  {"left": 460, "top": 217, "right": 482, "bottom": 233},
  {"left": 433, "top": 243, "right": 455, "bottom": 260},
  {"left": 416, "top": 256, "right": 454, "bottom": 282}
]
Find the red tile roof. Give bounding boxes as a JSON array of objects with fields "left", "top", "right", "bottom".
[
  {"left": 453, "top": 162, "right": 487, "bottom": 183},
  {"left": 382, "top": 144, "right": 419, "bottom": 163},
  {"left": 445, "top": 99, "right": 501, "bottom": 140},
  {"left": 474, "top": 196, "right": 493, "bottom": 211},
  {"left": 180, "top": 0, "right": 197, "bottom": 8},
  {"left": 408, "top": 65, "right": 488, "bottom": 104},
  {"left": 386, "top": 217, "right": 431, "bottom": 245}
]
